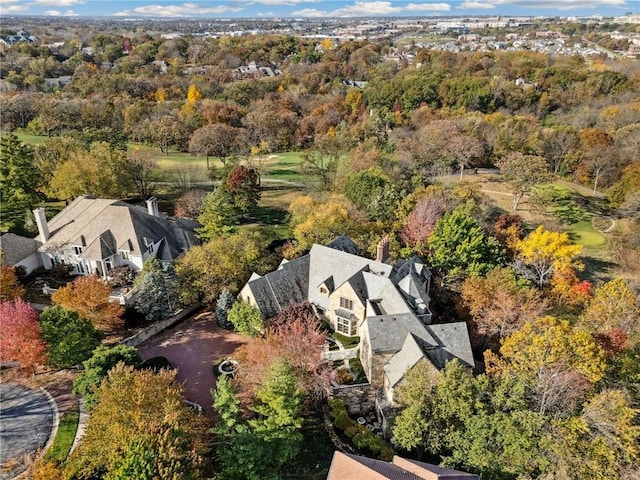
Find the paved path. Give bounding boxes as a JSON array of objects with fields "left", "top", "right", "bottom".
[
  {"left": 137, "top": 310, "right": 248, "bottom": 416},
  {"left": 0, "top": 383, "right": 56, "bottom": 479}
]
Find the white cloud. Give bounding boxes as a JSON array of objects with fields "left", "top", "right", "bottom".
[
  {"left": 458, "top": 0, "right": 626, "bottom": 9},
  {"left": 43, "top": 8, "right": 78, "bottom": 15},
  {"left": 293, "top": 1, "right": 404, "bottom": 17},
  {"left": 235, "top": 0, "right": 316, "bottom": 5},
  {"left": 34, "top": 0, "right": 84, "bottom": 5},
  {"left": 256, "top": 11, "right": 277, "bottom": 16},
  {"left": 405, "top": 3, "right": 451, "bottom": 11},
  {"left": 112, "top": 2, "right": 243, "bottom": 17},
  {"left": 4, "top": 4, "right": 29, "bottom": 11}
]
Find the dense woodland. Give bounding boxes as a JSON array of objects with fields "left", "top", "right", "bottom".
[{"left": 1, "top": 18, "right": 639, "bottom": 480}]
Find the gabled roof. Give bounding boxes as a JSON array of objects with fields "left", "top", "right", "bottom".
[
  {"left": 326, "top": 452, "right": 479, "bottom": 480},
  {"left": 308, "top": 244, "right": 392, "bottom": 310},
  {"left": 38, "top": 196, "right": 196, "bottom": 261},
  {"left": 0, "top": 233, "right": 40, "bottom": 265},
  {"left": 245, "top": 254, "right": 310, "bottom": 318},
  {"left": 384, "top": 333, "right": 428, "bottom": 388}
]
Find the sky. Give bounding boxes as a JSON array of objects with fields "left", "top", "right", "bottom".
[{"left": 1, "top": 0, "right": 637, "bottom": 19}]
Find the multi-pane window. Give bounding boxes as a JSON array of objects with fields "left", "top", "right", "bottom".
[
  {"left": 337, "top": 316, "right": 351, "bottom": 335},
  {"left": 73, "top": 246, "right": 83, "bottom": 255},
  {"left": 340, "top": 297, "right": 354, "bottom": 310},
  {"left": 120, "top": 250, "right": 130, "bottom": 261}
]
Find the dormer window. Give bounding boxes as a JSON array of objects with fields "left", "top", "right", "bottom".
[
  {"left": 340, "top": 297, "right": 354, "bottom": 311},
  {"left": 320, "top": 286, "right": 328, "bottom": 295},
  {"left": 120, "top": 250, "right": 130, "bottom": 261}
]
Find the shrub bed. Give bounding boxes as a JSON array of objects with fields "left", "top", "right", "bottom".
[{"left": 328, "top": 398, "right": 394, "bottom": 461}]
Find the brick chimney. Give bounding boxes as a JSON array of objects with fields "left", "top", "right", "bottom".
[
  {"left": 376, "top": 235, "right": 390, "bottom": 263},
  {"left": 33, "top": 208, "right": 49, "bottom": 242},
  {"left": 146, "top": 196, "right": 160, "bottom": 217}
]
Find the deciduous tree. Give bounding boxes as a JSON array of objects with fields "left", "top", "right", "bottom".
[
  {"left": 52, "top": 275, "right": 124, "bottom": 330},
  {"left": 65, "top": 364, "right": 206, "bottom": 480},
  {"left": 125, "top": 150, "right": 158, "bottom": 200},
  {"left": 234, "top": 302, "right": 329, "bottom": 403},
  {"left": 428, "top": 205, "right": 504, "bottom": 284},
  {"left": 176, "top": 230, "right": 264, "bottom": 303},
  {"left": 0, "top": 299, "right": 45, "bottom": 374},
  {"left": 227, "top": 302, "right": 264, "bottom": 337},
  {"left": 579, "top": 278, "right": 640, "bottom": 339},
  {"left": 513, "top": 225, "right": 582, "bottom": 288},
  {"left": 461, "top": 267, "right": 548, "bottom": 347},
  {"left": 174, "top": 189, "right": 207, "bottom": 219},
  {"left": 496, "top": 152, "right": 551, "bottom": 210},
  {"left": 188, "top": 123, "right": 248, "bottom": 168},
  {"left": 226, "top": 165, "right": 260, "bottom": 217},
  {"left": 39, "top": 305, "right": 102, "bottom": 369},
  {"left": 0, "top": 262, "right": 25, "bottom": 301},
  {"left": 401, "top": 194, "right": 446, "bottom": 255},
  {"left": 72, "top": 345, "right": 141, "bottom": 409}
]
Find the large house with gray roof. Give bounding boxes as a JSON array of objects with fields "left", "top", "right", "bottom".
[
  {"left": 239, "top": 236, "right": 474, "bottom": 417},
  {"left": 31, "top": 195, "right": 199, "bottom": 279}
]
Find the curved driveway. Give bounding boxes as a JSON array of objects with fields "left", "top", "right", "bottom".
[{"left": 0, "top": 383, "right": 55, "bottom": 479}]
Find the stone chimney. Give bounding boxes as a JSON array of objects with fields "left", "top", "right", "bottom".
[
  {"left": 376, "top": 235, "right": 390, "bottom": 263},
  {"left": 146, "top": 196, "right": 160, "bottom": 217},
  {"left": 33, "top": 208, "right": 49, "bottom": 243}
]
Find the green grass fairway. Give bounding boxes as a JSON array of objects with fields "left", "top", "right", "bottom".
[
  {"left": 567, "top": 220, "right": 607, "bottom": 248},
  {"left": 12, "top": 132, "right": 49, "bottom": 146}
]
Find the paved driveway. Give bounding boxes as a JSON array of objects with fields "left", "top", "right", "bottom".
[
  {"left": 0, "top": 383, "right": 55, "bottom": 479},
  {"left": 137, "top": 310, "right": 248, "bottom": 416}
]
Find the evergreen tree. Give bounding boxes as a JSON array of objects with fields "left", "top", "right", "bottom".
[
  {"left": 134, "top": 256, "right": 181, "bottom": 322},
  {"left": 215, "top": 288, "right": 236, "bottom": 329}
]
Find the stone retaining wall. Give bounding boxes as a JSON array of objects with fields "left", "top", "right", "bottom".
[{"left": 121, "top": 303, "right": 201, "bottom": 347}]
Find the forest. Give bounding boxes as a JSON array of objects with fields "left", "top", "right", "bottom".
[{"left": 1, "top": 18, "right": 639, "bottom": 480}]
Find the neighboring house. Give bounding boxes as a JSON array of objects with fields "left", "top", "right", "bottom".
[
  {"left": 0, "top": 233, "right": 42, "bottom": 275},
  {"left": 33, "top": 195, "right": 199, "bottom": 279},
  {"left": 239, "top": 236, "right": 474, "bottom": 426},
  {"left": 327, "top": 451, "right": 479, "bottom": 480},
  {"left": 233, "top": 61, "right": 282, "bottom": 78}
]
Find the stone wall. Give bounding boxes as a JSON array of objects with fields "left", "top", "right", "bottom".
[
  {"left": 332, "top": 383, "right": 375, "bottom": 416},
  {"left": 121, "top": 303, "right": 201, "bottom": 347}
]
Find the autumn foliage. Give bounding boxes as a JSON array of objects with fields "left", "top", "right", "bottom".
[
  {"left": 0, "top": 264, "right": 25, "bottom": 301},
  {"left": 234, "top": 302, "right": 330, "bottom": 404},
  {"left": 0, "top": 299, "right": 46, "bottom": 374},
  {"left": 51, "top": 275, "right": 124, "bottom": 330}
]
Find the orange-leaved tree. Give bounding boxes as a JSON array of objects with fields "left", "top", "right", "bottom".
[
  {"left": 0, "top": 299, "right": 46, "bottom": 374},
  {"left": 0, "top": 252, "right": 25, "bottom": 301},
  {"left": 52, "top": 275, "right": 124, "bottom": 330}
]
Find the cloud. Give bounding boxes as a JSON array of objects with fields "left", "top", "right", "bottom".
[
  {"left": 234, "top": 0, "right": 316, "bottom": 4},
  {"left": 34, "top": 0, "right": 84, "bottom": 5},
  {"left": 256, "top": 11, "right": 277, "bottom": 16},
  {"left": 405, "top": 3, "right": 451, "bottom": 11},
  {"left": 458, "top": 0, "right": 626, "bottom": 9},
  {"left": 112, "top": 2, "right": 243, "bottom": 17},
  {"left": 4, "top": 4, "right": 29, "bottom": 11},
  {"left": 43, "top": 8, "right": 79, "bottom": 15},
  {"left": 293, "top": 1, "right": 404, "bottom": 17}
]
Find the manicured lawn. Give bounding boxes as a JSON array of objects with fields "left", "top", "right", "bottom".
[
  {"left": 567, "top": 220, "right": 607, "bottom": 248},
  {"left": 13, "top": 132, "right": 49, "bottom": 146},
  {"left": 44, "top": 405, "right": 80, "bottom": 463},
  {"left": 332, "top": 332, "right": 360, "bottom": 349}
]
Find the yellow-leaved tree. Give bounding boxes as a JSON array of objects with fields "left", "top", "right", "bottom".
[
  {"left": 579, "top": 278, "right": 640, "bottom": 339},
  {"left": 486, "top": 316, "right": 606, "bottom": 415},
  {"left": 51, "top": 275, "right": 124, "bottom": 330},
  {"left": 513, "top": 225, "right": 582, "bottom": 288}
]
